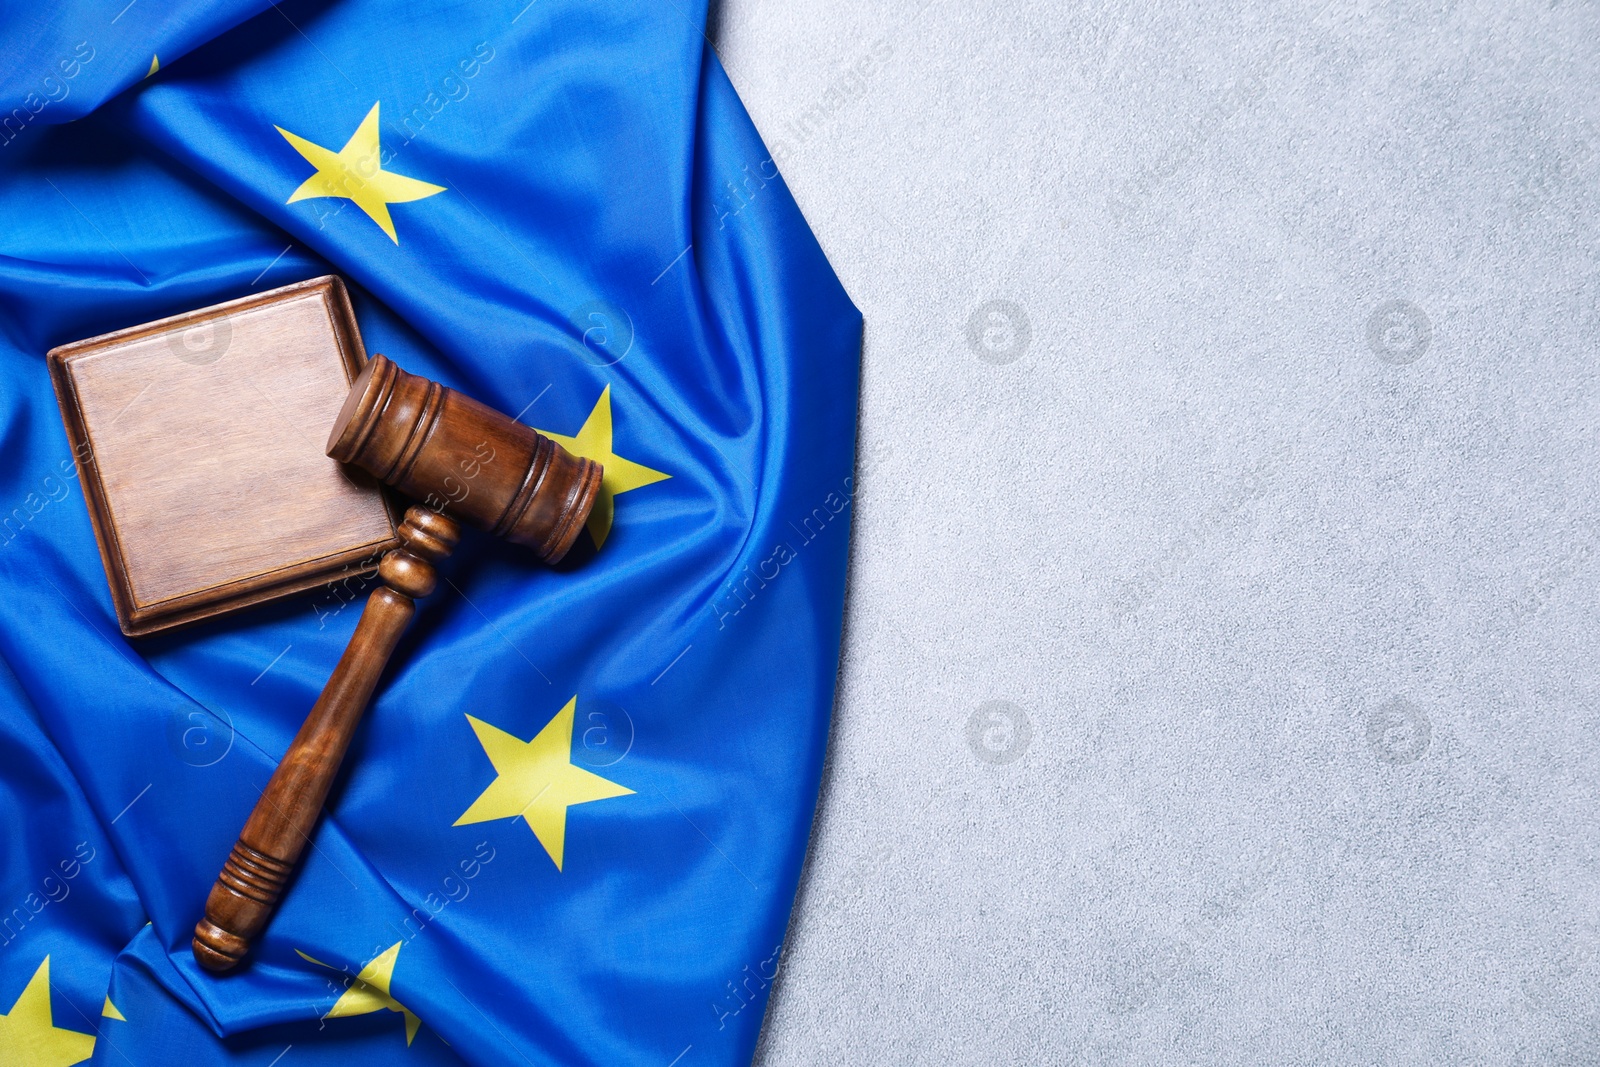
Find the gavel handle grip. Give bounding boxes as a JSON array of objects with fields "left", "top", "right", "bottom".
[{"left": 192, "top": 507, "right": 457, "bottom": 973}]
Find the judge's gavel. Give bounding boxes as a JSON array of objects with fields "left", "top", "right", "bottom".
[{"left": 192, "top": 355, "right": 601, "bottom": 973}]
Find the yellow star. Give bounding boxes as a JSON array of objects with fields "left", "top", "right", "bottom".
[
  {"left": 455, "top": 696, "right": 633, "bottom": 869},
  {"left": 296, "top": 943, "right": 421, "bottom": 1046},
  {"left": 275, "top": 102, "right": 444, "bottom": 243},
  {"left": 537, "top": 386, "right": 670, "bottom": 548},
  {"left": 0, "top": 958, "right": 95, "bottom": 1067}
]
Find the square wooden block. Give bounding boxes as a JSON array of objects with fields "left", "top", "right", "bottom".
[{"left": 48, "top": 276, "right": 400, "bottom": 637}]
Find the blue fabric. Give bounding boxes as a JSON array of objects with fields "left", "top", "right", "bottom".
[{"left": 0, "top": 2, "right": 860, "bottom": 1064}]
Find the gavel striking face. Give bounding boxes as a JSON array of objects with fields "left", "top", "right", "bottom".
[{"left": 193, "top": 355, "right": 601, "bottom": 973}]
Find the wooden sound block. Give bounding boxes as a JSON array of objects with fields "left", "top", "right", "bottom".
[{"left": 48, "top": 276, "right": 400, "bottom": 637}]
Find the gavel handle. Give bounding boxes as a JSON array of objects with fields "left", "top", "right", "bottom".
[{"left": 192, "top": 507, "right": 459, "bottom": 973}]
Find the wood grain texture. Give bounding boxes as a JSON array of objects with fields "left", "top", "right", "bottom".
[{"left": 47, "top": 276, "right": 399, "bottom": 636}]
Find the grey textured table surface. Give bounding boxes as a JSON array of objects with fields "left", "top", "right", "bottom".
[{"left": 710, "top": 1, "right": 1600, "bottom": 1064}]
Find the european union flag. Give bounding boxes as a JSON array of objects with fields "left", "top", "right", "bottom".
[{"left": 0, "top": 1, "right": 860, "bottom": 1064}]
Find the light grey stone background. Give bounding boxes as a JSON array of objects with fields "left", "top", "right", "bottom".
[{"left": 708, "top": 1, "right": 1600, "bottom": 1063}]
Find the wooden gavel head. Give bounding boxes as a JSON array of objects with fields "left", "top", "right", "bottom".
[{"left": 327, "top": 354, "right": 601, "bottom": 563}]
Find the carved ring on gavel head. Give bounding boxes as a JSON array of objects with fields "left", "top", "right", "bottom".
[{"left": 192, "top": 355, "right": 602, "bottom": 973}]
